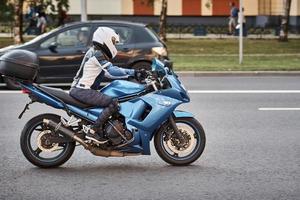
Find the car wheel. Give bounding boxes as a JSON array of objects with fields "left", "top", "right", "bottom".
[
  {"left": 4, "top": 77, "right": 21, "bottom": 90},
  {"left": 132, "top": 61, "right": 152, "bottom": 71}
]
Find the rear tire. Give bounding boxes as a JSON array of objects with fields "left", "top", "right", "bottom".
[
  {"left": 20, "top": 114, "right": 76, "bottom": 168},
  {"left": 154, "top": 117, "right": 206, "bottom": 166}
]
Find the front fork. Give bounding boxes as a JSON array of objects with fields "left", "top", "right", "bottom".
[
  {"left": 150, "top": 80, "right": 184, "bottom": 141},
  {"left": 168, "top": 115, "right": 185, "bottom": 141}
]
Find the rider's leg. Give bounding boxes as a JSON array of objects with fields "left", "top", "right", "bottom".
[
  {"left": 70, "top": 88, "right": 118, "bottom": 141},
  {"left": 92, "top": 99, "right": 119, "bottom": 136},
  {"left": 69, "top": 88, "right": 112, "bottom": 107}
]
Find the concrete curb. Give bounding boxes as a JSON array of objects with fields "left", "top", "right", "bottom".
[{"left": 176, "top": 71, "right": 300, "bottom": 77}]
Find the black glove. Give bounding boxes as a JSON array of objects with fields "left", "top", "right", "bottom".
[{"left": 135, "top": 69, "right": 148, "bottom": 82}]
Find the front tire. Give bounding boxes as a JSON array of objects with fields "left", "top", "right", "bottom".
[
  {"left": 154, "top": 117, "right": 206, "bottom": 166},
  {"left": 20, "top": 114, "right": 76, "bottom": 168}
]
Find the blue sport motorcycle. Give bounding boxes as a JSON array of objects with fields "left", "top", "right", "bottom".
[{"left": 1, "top": 50, "right": 206, "bottom": 167}]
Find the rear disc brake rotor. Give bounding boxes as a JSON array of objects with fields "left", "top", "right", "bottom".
[{"left": 37, "top": 130, "right": 59, "bottom": 152}]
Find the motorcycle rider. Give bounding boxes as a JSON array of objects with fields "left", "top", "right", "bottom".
[{"left": 70, "top": 27, "right": 146, "bottom": 143}]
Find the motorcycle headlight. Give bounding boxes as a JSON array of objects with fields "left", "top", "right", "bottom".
[{"left": 152, "top": 47, "right": 167, "bottom": 57}]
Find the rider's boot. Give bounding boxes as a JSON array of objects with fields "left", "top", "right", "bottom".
[{"left": 86, "top": 99, "right": 119, "bottom": 143}]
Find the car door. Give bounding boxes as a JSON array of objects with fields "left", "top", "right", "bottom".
[
  {"left": 109, "top": 26, "right": 135, "bottom": 68},
  {"left": 36, "top": 25, "right": 92, "bottom": 83}
]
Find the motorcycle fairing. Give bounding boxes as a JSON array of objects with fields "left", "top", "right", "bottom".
[
  {"left": 100, "top": 80, "right": 145, "bottom": 98},
  {"left": 173, "top": 110, "right": 194, "bottom": 118},
  {"left": 86, "top": 93, "right": 182, "bottom": 155},
  {"left": 19, "top": 71, "right": 190, "bottom": 155}
]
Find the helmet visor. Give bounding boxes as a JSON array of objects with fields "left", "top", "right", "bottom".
[{"left": 112, "top": 36, "right": 119, "bottom": 45}]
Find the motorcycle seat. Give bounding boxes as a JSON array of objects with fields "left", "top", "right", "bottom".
[{"left": 38, "top": 85, "right": 92, "bottom": 109}]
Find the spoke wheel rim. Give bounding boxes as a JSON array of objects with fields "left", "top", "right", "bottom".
[
  {"left": 161, "top": 121, "right": 201, "bottom": 161},
  {"left": 26, "top": 121, "right": 69, "bottom": 162}
]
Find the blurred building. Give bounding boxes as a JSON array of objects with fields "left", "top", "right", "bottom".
[{"left": 67, "top": 0, "right": 300, "bottom": 27}]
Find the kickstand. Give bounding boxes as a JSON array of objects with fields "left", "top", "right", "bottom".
[{"left": 18, "top": 100, "right": 34, "bottom": 119}]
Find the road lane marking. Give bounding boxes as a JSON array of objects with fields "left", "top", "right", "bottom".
[
  {"left": 173, "top": 53, "right": 300, "bottom": 57},
  {"left": 188, "top": 90, "right": 300, "bottom": 94},
  {"left": 1, "top": 90, "right": 300, "bottom": 94},
  {"left": 0, "top": 91, "right": 22, "bottom": 94},
  {"left": 258, "top": 108, "right": 300, "bottom": 111},
  {"left": 0, "top": 90, "right": 68, "bottom": 94}
]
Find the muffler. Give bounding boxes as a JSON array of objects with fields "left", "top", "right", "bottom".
[
  {"left": 43, "top": 119, "right": 138, "bottom": 157},
  {"left": 43, "top": 119, "right": 89, "bottom": 149}
]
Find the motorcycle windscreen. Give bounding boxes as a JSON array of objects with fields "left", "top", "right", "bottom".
[{"left": 100, "top": 80, "right": 145, "bottom": 98}]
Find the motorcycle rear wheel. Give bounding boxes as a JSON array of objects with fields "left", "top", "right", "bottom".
[
  {"left": 20, "top": 114, "right": 76, "bottom": 168},
  {"left": 154, "top": 117, "right": 206, "bottom": 166}
]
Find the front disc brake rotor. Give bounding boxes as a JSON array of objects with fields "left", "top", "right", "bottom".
[
  {"left": 166, "top": 128, "right": 195, "bottom": 154},
  {"left": 37, "top": 130, "right": 59, "bottom": 152}
]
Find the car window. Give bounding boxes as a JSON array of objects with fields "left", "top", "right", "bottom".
[
  {"left": 134, "top": 27, "right": 159, "bottom": 43},
  {"left": 40, "top": 36, "right": 55, "bottom": 48},
  {"left": 145, "top": 27, "right": 160, "bottom": 42},
  {"left": 109, "top": 26, "right": 133, "bottom": 45},
  {"left": 24, "top": 27, "right": 60, "bottom": 46},
  {"left": 40, "top": 26, "right": 91, "bottom": 49}
]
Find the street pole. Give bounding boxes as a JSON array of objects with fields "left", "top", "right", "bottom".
[
  {"left": 81, "top": 0, "right": 87, "bottom": 22},
  {"left": 239, "top": 0, "right": 243, "bottom": 64}
]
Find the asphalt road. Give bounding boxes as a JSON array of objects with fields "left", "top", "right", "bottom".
[{"left": 0, "top": 76, "right": 299, "bottom": 200}]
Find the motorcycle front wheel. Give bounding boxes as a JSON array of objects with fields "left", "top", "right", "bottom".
[
  {"left": 20, "top": 113, "right": 76, "bottom": 168},
  {"left": 154, "top": 117, "right": 206, "bottom": 166}
]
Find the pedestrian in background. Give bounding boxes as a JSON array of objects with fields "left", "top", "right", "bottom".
[
  {"left": 36, "top": 12, "right": 47, "bottom": 34},
  {"left": 24, "top": 3, "right": 37, "bottom": 35},
  {"left": 236, "top": 7, "right": 246, "bottom": 36},
  {"left": 57, "top": 9, "right": 68, "bottom": 26},
  {"left": 238, "top": 8, "right": 246, "bottom": 26},
  {"left": 228, "top": 2, "right": 239, "bottom": 35}
]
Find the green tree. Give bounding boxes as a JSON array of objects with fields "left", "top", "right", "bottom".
[
  {"left": 39, "top": 0, "right": 70, "bottom": 26},
  {"left": 56, "top": 0, "right": 70, "bottom": 26},
  {"left": 13, "top": 0, "right": 24, "bottom": 44},
  {"left": 158, "top": 0, "right": 167, "bottom": 42},
  {"left": 279, "top": 0, "right": 292, "bottom": 41},
  {"left": 133, "top": 0, "right": 168, "bottom": 42},
  {"left": 0, "top": 0, "right": 14, "bottom": 22},
  {"left": 35, "top": 0, "right": 70, "bottom": 26},
  {"left": 11, "top": 0, "right": 69, "bottom": 44}
]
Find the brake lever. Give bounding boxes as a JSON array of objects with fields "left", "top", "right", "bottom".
[{"left": 146, "top": 71, "right": 153, "bottom": 76}]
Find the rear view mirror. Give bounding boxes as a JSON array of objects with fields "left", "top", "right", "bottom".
[{"left": 48, "top": 42, "right": 58, "bottom": 53}]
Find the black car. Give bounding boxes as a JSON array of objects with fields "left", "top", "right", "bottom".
[{"left": 0, "top": 20, "right": 170, "bottom": 89}]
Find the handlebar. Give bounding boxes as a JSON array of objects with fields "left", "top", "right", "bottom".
[
  {"left": 144, "top": 71, "right": 161, "bottom": 91},
  {"left": 136, "top": 67, "right": 170, "bottom": 92}
]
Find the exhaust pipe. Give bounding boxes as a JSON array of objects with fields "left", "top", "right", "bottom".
[
  {"left": 43, "top": 119, "right": 89, "bottom": 149},
  {"left": 43, "top": 119, "right": 139, "bottom": 157}
]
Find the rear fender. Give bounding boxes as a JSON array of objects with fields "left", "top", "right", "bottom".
[{"left": 19, "top": 83, "right": 64, "bottom": 109}]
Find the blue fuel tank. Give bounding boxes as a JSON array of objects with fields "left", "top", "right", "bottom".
[{"left": 100, "top": 80, "right": 145, "bottom": 98}]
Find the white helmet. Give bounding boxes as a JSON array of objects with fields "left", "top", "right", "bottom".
[{"left": 92, "top": 27, "right": 120, "bottom": 59}]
